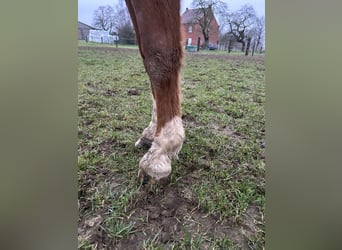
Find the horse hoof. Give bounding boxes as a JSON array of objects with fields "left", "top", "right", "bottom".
[
  {"left": 139, "top": 170, "right": 156, "bottom": 185},
  {"left": 135, "top": 138, "right": 153, "bottom": 149},
  {"left": 138, "top": 170, "right": 169, "bottom": 186}
]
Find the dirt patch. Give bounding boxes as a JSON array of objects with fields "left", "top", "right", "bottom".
[
  {"left": 212, "top": 125, "right": 247, "bottom": 145},
  {"left": 78, "top": 169, "right": 261, "bottom": 248},
  {"left": 98, "top": 138, "right": 117, "bottom": 156},
  {"left": 78, "top": 215, "right": 105, "bottom": 248},
  {"left": 103, "top": 89, "right": 117, "bottom": 96},
  {"left": 182, "top": 113, "right": 196, "bottom": 128},
  {"left": 112, "top": 173, "right": 260, "bottom": 249},
  {"left": 127, "top": 88, "right": 141, "bottom": 96},
  {"left": 78, "top": 138, "right": 119, "bottom": 157},
  {"left": 220, "top": 126, "right": 234, "bottom": 136}
]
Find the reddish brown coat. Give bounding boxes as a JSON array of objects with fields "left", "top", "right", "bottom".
[{"left": 125, "top": 0, "right": 183, "bottom": 134}]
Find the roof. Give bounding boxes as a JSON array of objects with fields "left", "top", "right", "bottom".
[
  {"left": 78, "top": 21, "right": 96, "bottom": 30},
  {"left": 181, "top": 8, "right": 198, "bottom": 24},
  {"left": 181, "top": 7, "right": 218, "bottom": 25}
]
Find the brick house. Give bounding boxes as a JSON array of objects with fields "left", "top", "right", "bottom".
[
  {"left": 181, "top": 7, "right": 219, "bottom": 48},
  {"left": 78, "top": 21, "right": 96, "bottom": 41}
]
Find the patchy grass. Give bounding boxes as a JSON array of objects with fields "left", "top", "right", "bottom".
[{"left": 78, "top": 46, "right": 265, "bottom": 249}]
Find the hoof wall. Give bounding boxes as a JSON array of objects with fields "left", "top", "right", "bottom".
[
  {"left": 139, "top": 171, "right": 156, "bottom": 185},
  {"left": 138, "top": 171, "right": 169, "bottom": 186},
  {"left": 135, "top": 138, "right": 153, "bottom": 149}
]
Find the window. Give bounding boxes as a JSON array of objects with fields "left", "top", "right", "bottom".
[
  {"left": 188, "top": 25, "right": 192, "bottom": 33},
  {"left": 187, "top": 38, "right": 192, "bottom": 45}
]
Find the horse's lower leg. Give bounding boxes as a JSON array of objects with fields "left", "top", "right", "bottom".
[{"left": 139, "top": 54, "right": 185, "bottom": 182}]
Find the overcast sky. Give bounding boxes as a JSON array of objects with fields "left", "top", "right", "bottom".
[{"left": 78, "top": 0, "right": 265, "bottom": 26}]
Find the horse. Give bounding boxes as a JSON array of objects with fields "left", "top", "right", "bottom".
[{"left": 125, "top": 0, "right": 184, "bottom": 184}]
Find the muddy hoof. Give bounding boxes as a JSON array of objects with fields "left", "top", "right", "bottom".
[
  {"left": 135, "top": 138, "right": 153, "bottom": 149},
  {"left": 139, "top": 170, "right": 156, "bottom": 185},
  {"left": 139, "top": 171, "right": 169, "bottom": 186}
]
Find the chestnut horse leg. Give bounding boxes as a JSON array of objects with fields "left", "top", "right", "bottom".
[
  {"left": 125, "top": 0, "right": 185, "bottom": 182},
  {"left": 134, "top": 97, "right": 156, "bottom": 149}
]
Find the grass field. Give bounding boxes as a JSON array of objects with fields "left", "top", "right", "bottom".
[{"left": 78, "top": 45, "right": 265, "bottom": 249}]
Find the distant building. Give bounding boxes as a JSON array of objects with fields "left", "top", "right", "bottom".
[
  {"left": 181, "top": 7, "right": 219, "bottom": 48},
  {"left": 88, "top": 30, "right": 118, "bottom": 44},
  {"left": 78, "top": 21, "right": 97, "bottom": 41}
]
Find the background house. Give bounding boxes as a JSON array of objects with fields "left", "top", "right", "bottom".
[
  {"left": 78, "top": 21, "right": 96, "bottom": 41},
  {"left": 181, "top": 8, "right": 219, "bottom": 48}
]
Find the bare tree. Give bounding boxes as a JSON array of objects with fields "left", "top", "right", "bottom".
[
  {"left": 191, "top": 0, "right": 228, "bottom": 48},
  {"left": 253, "top": 16, "right": 265, "bottom": 53},
  {"left": 92, "top": 2, "right": 135, "bottom": 44},
  {"left": 92, "top": 5, "right": 115, "bottom": 31},
  {"left": 225, "top": 4, "right": 257, "bottom": 52},
  {"left": 113, "top": 0, "right": 131, "bottom": 30},
  {"left": 244, "top": 15, "right": 265, "bottom": 55},
  {"left": 113, "top": 0, "right": 135, "bottom": 44}
]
